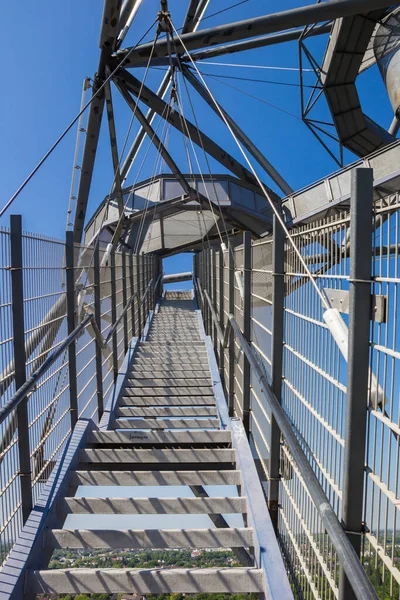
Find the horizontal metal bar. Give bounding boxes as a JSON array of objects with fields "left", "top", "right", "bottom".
[{"left": 0, "top": 314, "right": 93, "bottom": 427}]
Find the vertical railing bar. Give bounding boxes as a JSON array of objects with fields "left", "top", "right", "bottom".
[
  {"left": 10, "top": 214, "right": 33, "bottom": 524},
  {"left": 93, "top": 243, "right": 104, "bottom": 420},
  {"left": 129, "top": 252, "right": 136, "bottom": 338},
  {"left": 242, "top": 231, "right": 251, "bottom": 435},
  {"left": 339, "top": 168, "right": 374, "bottom": 600},
  {"left": 65, "top": 230, "right": 78, "bottom": 429},
  {"left": 268, "top": 215, "right": 285, "bottom": 532},
  {"left": 219, "top": 247, "right": 225, "bottom": 379},
  {"left": 110, "top": 248, "right": 118, "bottom": 381},
  {"left": 121, "top": 250, "right": 128, "bottom": 353},
  {"left": 136, "top": 251, "right": 142, "bottom": 339},
  {"left": 212, "top": 248, "right": 217, "bottom": 350},
  {"left": 228, "top": 244, "right": 235, "bottom": 416}
]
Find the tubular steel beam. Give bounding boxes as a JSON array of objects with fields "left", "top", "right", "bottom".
[
  {"left": 72, "top": 0, "right": 121, "bottom": 244},
  {"left": 185, "top": 23, "right": 332, "bottom": 62},
  {"left": 10, "top": 215, "right": 32, "bottom": 524},
  {"left": 114, "top": 0, "right": 390, "bottom": 67},
  {"left": 339, "top": 168, "right": 374, "bottom": 600},
  {"left": 268, "top": 215, "right": 285, "bottom": 532},
  {"left": 113, "top": 70, "right": 278, "bottom": 198},
  {"left": 117, "top": 0, "right": 209, "bottom": 187},
  {"left": 181, "top": 65, "right": 293, "bottom": 196},
  {"left": 104, "top": 78, "right": 124, "bottom": 214},
  {"left": 114, "top": 80, "right": 199, "bottom": 200}
]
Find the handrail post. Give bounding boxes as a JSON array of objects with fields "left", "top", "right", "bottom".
[
  {"left": 93, "top": 243, "right": 104, "bottom": 420},
  {"left": 121, "top": 250, "right": 128, "bottom": 353},
  {"left": 219, "top": 247, "right": 225, "bottom": 378},
  {"left": 110, "top": 248, "right": 118, "bottom": 381},
  {"left": 227, "top": 244, "right": 235, "bottom": 416},
  {"left": 268, "top": 215, "right": 285, "bottom": 532},
  {"left": 136, "top": 251, "right": 142, "bottom": 339},
  {"left": 242, "top": 231, "right": 251, "bottom": 435},
  {"left": 211, "top": 247, "right": 218, "bottom": 353},
  {"left": 339, "top": 168, "right": 374, "bottom": 600},
  {"left": 10, "top": 214, "right": 32, "bottom": 524},
  {"left": 129, "top": 252, "right": 136, "bottom": 338},
  {"left": 65, "top": 230, "right": 78, "bottom": 429},
  {"left": 142, "top": 253, "right": 146, "bottom": 323}
]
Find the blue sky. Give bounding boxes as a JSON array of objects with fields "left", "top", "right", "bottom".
[
  {"left": 1, "top": 0, "right": 395, "bottom": 243},
  {"left": 1, "top": 0, "right": 398, "bottom": 536}
]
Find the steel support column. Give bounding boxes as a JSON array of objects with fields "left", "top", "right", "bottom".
[
  {"left": 122, "top": 250, "right": 129, "bottom": 353},
  {"left": 268, "top": 215, "right": 285, "bottom": 532},
  {"left": 219, "top": 247, "right": 225, "bottom": 378},
  {"left": 129, "top": 252, "right": 135, "bottom": 338},
  {"left": 10, "top": 214, "right": 32, "bottom": 524},
  {"left": 212, "top": 248, "right": 217, "bottom": 351},
  {"left": 242, "top": 231, "right": 251, "bottom": 435},
  {"left": 93, "top": 243, "right": 104, "bottom": 420},
  {"left": 136, "top": 252, "right": 142, "bottom": 339},
  {"left": 66, "top": 231, "right": 78, "bottom": 429},
  {"left": 339, "top": 168, "right": 374, "bottom": 600},
  {"left": 227, "top": 245, "right": 235, "bottom": 416},
  {"left": 110, "top": 249, "right": 119, "bottom": 381}
]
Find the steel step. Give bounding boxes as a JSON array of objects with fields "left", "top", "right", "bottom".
[
  {"left": 70, "top": 469, "right": 242, "bottom": 486},
  {"left": 47, "top": 527, "right": 254, "bottom": 549},
  {"left": 122, "top": 387, "right": 214, "bottom": 397},
  {"left": 125, "top": 379, "right": 211, "bottom": 388},
  {"left": 111, "top": 417, "right": 219, "bottom": 429},
  {"left": 115, "top": 406, "right": 218, "bottom": 418},
  {"left": 80, "top": 448, "right": 235, "bottom": 464},
  {"left": 127, "top": 370, "right": 210, "bottom": 379},
  {"left": 62, "top": 496, "right": 246, "bottom": 514},
  {"left": 120, "top": 395, "right": 216, "bottom": 406},
  {"left": 88, "top": 430, "right": 231, "bottom": 446},
  {"left": 28, "top": 567, "right": 264, "bottom": 594}
]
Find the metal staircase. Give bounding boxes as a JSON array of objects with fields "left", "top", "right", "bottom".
[{"left": 0, "top": 292, "right": 291, "bottom": 599}]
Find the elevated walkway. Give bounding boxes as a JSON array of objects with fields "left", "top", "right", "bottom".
[{"left": 0, "top": 293, "right": 291, "bottom": 599}]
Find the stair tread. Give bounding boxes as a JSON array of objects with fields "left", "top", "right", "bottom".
[
  {"left": 71, "top": 470, "right": 242, "bottom": 486},
  {"left": 88, "top": 430, "right": 231, "bottom": 445},
  {"left": 48, "top": 527, "right": 254, "bottom": 549},
  {"left": 28, "top": 567, "right": 264, "bottom": 594},
  {"left": 115, "top": 406, "right": 218, "bottom": 417},
  {"left": 62, "top": 496, "right": 246, "bottom": 514},
  {"left": 111, "top": 417, "right": 220, "bottom": 429},
  {"left": 80, "top": 448, "right": 235, "bottom": 464}
]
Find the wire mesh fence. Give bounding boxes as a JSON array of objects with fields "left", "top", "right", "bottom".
[
  {"left": 0, "top": 219, "right": 159, "bottom": 565},
  {"left": 195, "top": 187, "right": 400, "bottom": 599}
]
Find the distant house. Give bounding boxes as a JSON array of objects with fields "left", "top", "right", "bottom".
[
  {"left": 120, "top": 594, "right": 147, "bottom": 600},
  {"left": 191, "top": 550, "right": 202, "bottom": 558}
]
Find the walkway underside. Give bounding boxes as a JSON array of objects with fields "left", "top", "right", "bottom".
[{"left": 1, "top": 292, "right": 291, "bottom": 599}]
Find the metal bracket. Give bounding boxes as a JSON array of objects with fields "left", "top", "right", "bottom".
[{"left": 324, "top": 288, "right": 387, "bottom": 323}]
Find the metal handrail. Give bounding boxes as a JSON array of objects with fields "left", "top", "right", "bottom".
[
  {"left": 0, "top": 314, "right": 93, "bottom": 427},
  {"left": 196, "top": 280, "right": 378, "bottom": 600}
]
